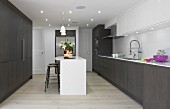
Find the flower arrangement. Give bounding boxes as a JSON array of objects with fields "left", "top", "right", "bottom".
[{"left": 59, "top": 39, "right": 75, "bottom": 51}]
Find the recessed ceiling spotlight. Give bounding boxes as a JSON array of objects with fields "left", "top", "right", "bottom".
[
  {"left": 151, "top": 28, "right": 154, "bottom": 30},
  {"left": 125, "top": 35, "right": 128, "bottom": 36},
  {"left": 69, "top": 11, "right": 72, "bottom": 14},
  {"left": 87, "top": 24, "right": 89, "bottom": 27},
  {"left": 136, "top": 32, "right": 139, "bottom": 34},
  {"left": 40, "top": 11, "right": 43, "bottom": 14},
  {"left": 98, "top": 11, "right": 101, "bottom": 14},
  {"left": 91, "top": 19, "right": 94, "bottom": 21},
  {"left": 76, "top": 6, "right": 86, "bottom": 9},
  {"left": 45, "top": 19, "right": 48, "bottom": 21},
  {"left": 68, "top": 19, "right": 71, "bottom": 21},
  {"left": 68, "top": 24, "right": 70, "bottom": 26},
  {"left": 49, "top": 24, "right": 51, "bottom": 26}
]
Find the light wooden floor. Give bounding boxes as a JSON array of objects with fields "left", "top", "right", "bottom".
[{"left": 0, "top": 72, "right": 143, "bottom": 109}]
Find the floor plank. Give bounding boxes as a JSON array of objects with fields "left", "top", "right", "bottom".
[{"left": 0, "top": 72, "right": 143, "bottom": 109}]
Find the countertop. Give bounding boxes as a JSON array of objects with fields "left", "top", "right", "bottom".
[
  {"left": 98, "top": 55, "right": 170, "bottom": 68},
  {"left": 55, "top": 56, "right": 86, "bottom": 61}
]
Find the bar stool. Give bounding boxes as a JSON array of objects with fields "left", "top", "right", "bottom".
[{"left": 44, "top": 64, "right": 60, "bottom": 92}]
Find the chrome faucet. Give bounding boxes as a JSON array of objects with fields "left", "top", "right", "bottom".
[{"left": 130, "top": 40, "right": 142, "bottom": 58}]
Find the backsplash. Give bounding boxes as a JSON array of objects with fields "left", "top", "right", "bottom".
[{"left": 113, "top": 27, "right": 170, "bottom": 59}]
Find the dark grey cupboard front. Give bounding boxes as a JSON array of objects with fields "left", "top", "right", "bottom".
[
  {"left": 97, "top": 57, "right": 170, "bottom": 109},
  {"left": 0, "top": 0, "right": 32, "bottom": 103}
]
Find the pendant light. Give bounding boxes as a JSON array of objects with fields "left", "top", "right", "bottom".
[{"left": 60, "top": 12, "right": 66, "bottom": 36}]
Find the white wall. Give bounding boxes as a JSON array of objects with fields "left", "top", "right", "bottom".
[
  {"left": 79, "top": 29, "right": 92, "bottom": 71},
  {"left": 113, "top": 27, "right": 170, "bottom": 59},
  {"left": 42, "top": 27, "right": 79, "bottom": 69}
]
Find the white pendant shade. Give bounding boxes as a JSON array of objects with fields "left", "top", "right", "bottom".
[
  {"left": 60, "top": 26, "right": 66, "bottom": 33},
  {"left": 61, "top": 31, "right": 66, "bottom": 35},
  {"left": 60, "top": 12, "right": 66, "bottom": 36}
]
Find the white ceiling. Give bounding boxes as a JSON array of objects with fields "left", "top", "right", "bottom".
[{"left": 9, "top": 0, "right": 143, "bottom": 29}]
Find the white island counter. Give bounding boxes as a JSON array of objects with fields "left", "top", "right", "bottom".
[{"left": 55, "top": 56, "right": 86, "bottom": 95}]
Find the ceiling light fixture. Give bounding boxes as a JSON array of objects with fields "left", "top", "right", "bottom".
[
  {"left": 136, "top": 32, "right": 139, "bottom": 34},
  {"left": 60, "top": 12, "right": 66, "bottom": 36},
  {"left": 151, "top": 28, "right": 154, "bottom": 30},
  {"left": 41, "top": 11, "right": 43, "bottom": 13},
  {"left": 69, "top": 11, "right": 72, "bottom": 14},
  {"left": 98, "top": 11, "right": 101, "bottom": 14},
  {"left": 91, "top": 19, "right": 94, "bottom": 21},
  {"left": 68, "top": 19, "right": 71, "bottom": 21},
  {"left": 87, "top": 24, "right": 89, "bottom": 27},
  {"left": 49, "top": 24, "right": 51, "bottom": 26},
  {"left": 68, "top": 24, "right": 70, "bottom": 26},
  {"left": 46, "top": 19, "right": 48, "bottom": 21}
]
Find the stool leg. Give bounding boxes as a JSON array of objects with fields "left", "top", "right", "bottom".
[
  {"left": 47, "top": 66, "right": 50, "bottom": 88},
  {"left": 44, "top": 67, "right": 49, "bottom": 92},
  {"left": 57, "top": 67, "right": 60, "bottom": 92}
]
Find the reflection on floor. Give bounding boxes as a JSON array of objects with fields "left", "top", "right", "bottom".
[{"left": 0, "top": 72, "right": 143, "bottom": 109}]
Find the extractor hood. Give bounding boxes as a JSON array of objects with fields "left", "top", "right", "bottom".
[{"left": 102, "top": 25, "right": 124, "bottom": 39}]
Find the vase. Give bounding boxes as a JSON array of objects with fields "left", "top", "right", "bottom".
[{"left": 64, "top": 49, "right": 73, "bottom": 58}]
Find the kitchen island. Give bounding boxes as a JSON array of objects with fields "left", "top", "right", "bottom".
[{"left": 55, "top": 56, "right": 86, "bottom": 95}]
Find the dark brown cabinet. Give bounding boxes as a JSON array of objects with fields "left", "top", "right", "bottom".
[
  {"left": 128, "top": 63, "right": 144, "bottom": 103},
  {"left": 92, "top": 25, "right": 112, "bottom": 73},
  {"left": 115, "top": 60, "right": 128, "bottom": 90},
  {"left": 143, "top": 65, "right": 170, "bottom": 109},
  {"left": 0, "top": 62, "right": 8, "bottom": 100},
  {"left": 98, "top": 57, "right": 112, "bottom": 80},
  {"left": 0, "top": 0, "right": 32, "bottom": 103}
]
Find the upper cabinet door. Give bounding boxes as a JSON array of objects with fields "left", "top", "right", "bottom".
[
  {"left": 0, "top": 2, "right": 10, "bottom": 62},
  {"left": 117, "top": 14, "right": 128, "bottom": 35},
  {"left": 117, "top": 0, "right": 170, "bottom": 35},
  {"left": 153, "top": 0, "right": 170, "bottom": 24},
  {"left": 127, "top": 0, "right": 154, "bottom": 33},
  {"left": 27, "top": 22, "right": 32, "bottom": 58}
]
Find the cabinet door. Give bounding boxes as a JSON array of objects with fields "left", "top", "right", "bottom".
[
  {"left": 23, "top": 20, "right": 28, "bottom": 58},
  {"left": 0, "top": 2, "right": 10, "bottom": 62},
  {"left": 116, "top": 60, "right": 128, "bottom": 90},
  {"left": 0, "top": 62, "right": 8, "bottom": 100},
  {"left": 16, "top": 60, "right": 24, "bottom": 85},
  {"left": 144, "top": 65, "right": 168, "bottom": 109},
  {"left": 17, "top": 16, "right": 24, "bottom": 60},
  {"left": 8, "top": 61, "right": 17, "bottom": 92},
  {"left": 117, "top": 14, "right": 128, "bottom": 35},
  {"left": 8, "top": 9, "right": 18, "bottom": 61},
  {"left": 27, "top": 22, "right": 32, "bottom": 58},
  {"left": 23, "top": 58, "right": 32, "bottom": 81},
  {"left": 128, "top": 63, "right": 144, "bottom": 101},
  {"left": 110, "top": 59, "right": 117, "bottom": 83},
  {"left": 153, "top": 0, "right": 170, "bottom": 24}
]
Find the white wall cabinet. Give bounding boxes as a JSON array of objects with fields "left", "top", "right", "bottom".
[
  {"left": 153, "top": 0, "right": 170, "bottom": 24},
  {"left": 117, "top": 0, "right": 170, "bottom": 36}
]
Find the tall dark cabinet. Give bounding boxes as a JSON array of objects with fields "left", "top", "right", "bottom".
[
  {"left": 0, "top": 0, "right": 32, "bottom": 103},
  {"left": 92, "top": 25, "right": 112, "bottom": 73}
]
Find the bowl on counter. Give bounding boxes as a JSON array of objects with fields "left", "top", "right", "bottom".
[
  {"left": 153, "top": 55, "right": 168, "bottom": 62},
  {"left": 145, "top": 58, "right": 151, "bottom": 62}
]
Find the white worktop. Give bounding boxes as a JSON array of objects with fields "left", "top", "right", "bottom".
[
  {"left": 99, "top": 55, "right": 170, "bottom": 68},
  {"left": 55, "top": 56, "right": 85, "bottom": 61}
]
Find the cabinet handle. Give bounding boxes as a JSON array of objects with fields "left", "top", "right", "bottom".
[{"left": 22, "top": 39, "right": 25, "bottom": 61}]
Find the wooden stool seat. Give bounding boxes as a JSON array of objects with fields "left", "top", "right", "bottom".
[
  {"left": 49, "top": 63, "right": 58, "bottom": 65},
  {"left": 47, "top": 64, "right": 57, "bottom": 67}
]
